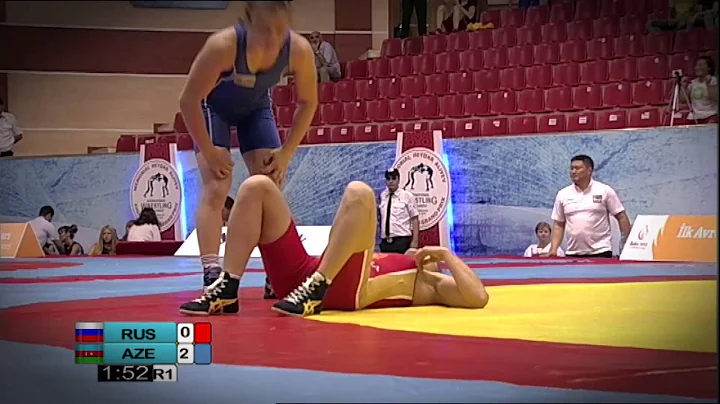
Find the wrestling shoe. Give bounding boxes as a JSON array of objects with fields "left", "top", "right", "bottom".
[
  {"left": 180, "top": 272, "right": 239, "bottom": 316},
  {"left": 272, "top": 272, "right": 328, "bottom": 317},
  {"left": 263, "top": 277, "right": 277, "bottom": 299},
  {"left": 203, "top": 265, "right": 222, "bottom": 292}
]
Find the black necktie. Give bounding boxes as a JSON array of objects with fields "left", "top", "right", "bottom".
[{"left": 385, "top": 193, "right": 393, "bottom": 239}]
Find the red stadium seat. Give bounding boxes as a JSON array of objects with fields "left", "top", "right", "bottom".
[
  {"left": 378, "top": 77, "right": 402, "bottom": 98},
  {"left": 116, "top": 135, "right": 137, "bottom": 152},
  {"left": 534, "top": 42, "right": 561, "bottom": 64},
  {"left": 367, "top": 99, "right": 392, "bottom": 122},
  {"left": 136, "top": 136, "right": 156, "bottom": 150},
  {"left": 700, "top": 29, "right": 717, "bottom": 51},
  {"left": 586, "top": 37, "right": 615, "bottom": 60},
  {"left": 500, "top": 67, "right": 526, "bottom": 90},
  {"left": 508, "top": 45, "right": 535, "bottom": 66},
  {"left": 440, "top": 94, "right": 468, "bottom": 117},
  {"left": 481, "top": 117, "right": 509, "bottom": 136},
  {"left": 368, "top": 58, "right": 391, "bottom": 78},
  {"left": 480, "top": 9, "right": 502, "bottom": 26},
  {"left": 567, "top": 20, "right": 594, "bottom": 41},
  {"left": 628, "top": 108, "right": 662, "bottom": 127},
  {"left": 177, "top": 134, "right": 194, "bottom": 151},
  {"left": 459, "top": 49, "right": 484, "bottom": 71},
  {"left": 545, "top": 86, "right": 575, "bottom": 112},
  {"left": 649, "top": 0, "right": 668, "bottom": 13},
  {"left": 593, "top": 17, "right": 621, "bottom": 39},
  {"left": 517, "top": 88, "right": 545, "bottom": 113},
  {"left": 426, "top": 74, "right": 450, "bottom": 95},
  {"left": 447, "top": 32, "right": 470, "bottom": 52},
  {"left": 575, "top": 0, "right": 598, "bottom": 20},
  {"left": 405, "top": 121, "right": 429, "bottom": 133},
  {"left": 490, "top": 90, "right": 518, "bottom": 115},
  {"left": 669, "top": 52, "right": 697, "bottom": 77},
  {"left": 173, "top": 112, "right": 188, "bottom": 133},
  {"left": 345, "top": 60, "right": 368, "bottom": 79},
  {"left": 509, "top": 116, "right": 538, "bottom": 135},
  {"left": 390, "top": 56, "right": 413, "bottom": 76},
  {"left": 356, "top": 78, "right": 379, "bottom": 100},
  {"left": 402, "top": 36, "right": 424, "bottom": 55},
  {"left": 622, "top": 0, "right": 651, "bottom": 16},
  {"left": 596, "top": 110, "right": 627, "bottom": 130},
  {"left": 334, "top": 80, "right": 356, "bottom": 102},
  {"left": 637, "top": 55, "right": 669, "bottom": 79},
  {"left": 401, "top": 75, "right": 426, "bottom": 97},
  {"left": 580, "top": 60, "right": 610, "bottom": 84},
  {"left": 311, "top": 107, "right": 323, "bottom": 126},
  {"left": 645, "top": 31, "right": 674, "bottom": 55},
  {"left": 353, "top": 124, "right": 378, "bottom": 142},
  {"left": 483, "top": 48, "right": 509, "bottom": 69},
  {"left": 344, "top": 101, "right": 369, "bottom": 123},
  {"left": 469, "top": 30, "right": 494, "bottom": 49},
  {"left": 430, "top": 120, "right": 455, "bottom": 138},
  {"left": 307, "top": 127, "right": 330, "bottom": 144},
  {"left": 552, "top": 63, "right": 581, "bottom": 86},
  {"left": 381, "top": 38, "right": 402, "bottom": 58},
  {"left": 619, "top": 15, "right": 646, "bottom": 36},
  {"left": 472, "top": 70, "right": 500, "bottom": 92},
  {"left": 542, "top": 22, "right": 567, "bottom": 43},
  {"left": 572, "top": 85, "right": 604, "bottom": 110},
  {"left": 500, "top": 7, "right": 525, "bottom": 27},
  {"left": 415, "top": 96, "right": 441, "bottom": 119},
  {"left": 389, "top": 98, "right": 416, "bottom": 120},
  {"left": 330, "top": 126, "right": 354, "bottom": 143},
  {"left": 435, "top": 52, "right": 461, "bottom": 73},
  {"left": 412, "top": 54, "right": 436, "bottom": 75},
  {"left": 614, "top": 34, "right": 644, "bottom": 57},
  {"left": 608, "top": 57, "right": 638, "bottom": 82},
  {"left": 455, "top": 119, "right": 481, "bottom": 138},
  {"left": 599, "top": 0, "right": 623, "bottom": 18},
  {"left": 156, "top": 134, "right": 177, "bottom": 144},
  {"left": 537, "top": 114, "right": 567, "bottom": 133},
  {"left": 549, "top": 2, "right": 573, "bottom": 23},
  {"left": 560, "top": 40, "right": 587, "bottom": 62},
  {"left": 516, "top": 26, "right": 543, "bottom": 45},
  {"left": 276, "top": 105, "right": 295, "bottom": 127},
  {"left": 321, "top": 102, "right": 345, "bottom": 125},
  {"left": 423, "top": 34, "right": 446, "bottom": 54},
  {"left": 525, "top": 5, "right": 550, "bottom": 26},
  {"left": 602, "top": 82, "right": 633, "bottom": 108},
  {"left": 632, "top": 80, "right": 665, "bottom": 106},
  {"left": 271, "top": 85, "right": 293, "bottom": 106},
  {"left": 463, "top": 93, "right": 491, "bottom": 116},
  {"left": 567, "top": 111, "right": 596, "bottom": 131},
  {"left": 318, "top": 82, "right": 334, "bottom": 103},
  {"left": 493, "top": 28, "right": 517, "bottom": 48},
  {"left": 449, "top": 71, "right": 474, "bottom": 93},
  {"left": 378, "top": 123, "right": 403, "bottom": 141},
  {"left": 526, "top": 64, "right": 553, "bottom": 88}
]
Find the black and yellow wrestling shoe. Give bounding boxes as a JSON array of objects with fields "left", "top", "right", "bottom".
[
  {"left": 180, "top": 272, "right": 239, "bottom": 316},
  {"left": 271, "top": 272, "right": 328, "bottom": 317},
  {"left": 263, "top": 277, "right": 277, "bottom": 299},
  {"left": 203, "top": 265, "right": 222, "bottom": 292}
]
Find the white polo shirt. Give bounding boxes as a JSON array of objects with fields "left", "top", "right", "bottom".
[
  {"left": 0, "top": 112, "right": 22, "bottom": 153},
  {"left": 127, "top": 224, "right": 161, "bottom": 242},
  {"left": 551, "top": 180, "right": 625, "bottom": 255},
  {"left": 28, "top": 216, "right": 56, "bottom": 246},
  {"left": 379, "top": 188, "right": 419, "bottom": 239}
]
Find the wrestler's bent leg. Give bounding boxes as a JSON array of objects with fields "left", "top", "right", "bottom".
[{"left": 272, "top": 181, "right": 378, "bottom": 317}]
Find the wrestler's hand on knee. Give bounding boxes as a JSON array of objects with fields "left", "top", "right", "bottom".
[
  {"left": 414, "top": 246, "right": 450, "bottom": 267},
  {"left": 261, "top": 147, "right": 291, "bottom": 185},
  {"left": 204, "top": 148, "right": 234, "bottom": 179}
]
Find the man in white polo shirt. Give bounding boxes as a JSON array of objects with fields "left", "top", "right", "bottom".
[
  {"left": 0, "top": 97, "right": 24, "bottom": 157},
  {"left": 28, "top": 205, "right": 59, "bottom": 254},
  {"left": 548, "top": 155, "right": 632, "bottom": 258},
  {"left": 379, "top": 168, "right": 420, "bottom": 254}
]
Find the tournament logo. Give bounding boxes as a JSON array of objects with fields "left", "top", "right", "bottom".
[
  {"left": 393, "top": 148, "right": 451, "bottom": 231},
  {"left": 130, "top": 159, "right": 182, "bottom": 232}
]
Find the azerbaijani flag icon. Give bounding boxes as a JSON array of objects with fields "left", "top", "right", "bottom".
[{"left": 75, "top": 322, "right": 104, "bottom": 364}]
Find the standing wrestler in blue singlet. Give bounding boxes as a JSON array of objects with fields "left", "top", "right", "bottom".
[{"left": 179, "top": 1, "right": 319, "bottom": 292}]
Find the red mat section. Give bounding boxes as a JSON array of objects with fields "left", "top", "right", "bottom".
[
  {"left": 0, "top": 273, "right": 194, "bottom": 284},
  {"left": 0, "top": 262, "right": 82, "bottom": 271},
  {"left": 0, "top": 289, "right": 715, "bottom": 399}
]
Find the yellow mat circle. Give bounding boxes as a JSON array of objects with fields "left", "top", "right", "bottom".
[{"left": 312, "top": 281, "right": 717, "bottom": 353}]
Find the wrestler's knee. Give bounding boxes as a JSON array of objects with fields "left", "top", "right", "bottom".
[
  {"left": 237, "top": 175, "right": 276, "bottom": 198},
  {"left": 202, "top": 177, "right": 231, "bottom": 207},
  {"left": 343, "top": 181, "right": 375, "bottom": 207}
]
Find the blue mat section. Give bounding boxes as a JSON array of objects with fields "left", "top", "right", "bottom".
[{"left": 0, "top": 341, "right": 712, "bottom": 404}]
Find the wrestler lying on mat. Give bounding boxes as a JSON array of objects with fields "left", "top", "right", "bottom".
[{"left": 180, "top": 175, "right": 489, "bottom": 317}]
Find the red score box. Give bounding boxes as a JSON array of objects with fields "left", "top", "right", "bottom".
[{"left": 194, "top": 322, "right": 211, "bottom": 343}]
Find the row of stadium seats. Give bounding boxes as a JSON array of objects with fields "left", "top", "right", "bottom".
[
  {"left": 116, "top": 106, "right": 694, "bottom": 152},
  {"left": 378, "top": 25, "right": 713, "bottom": 59}
]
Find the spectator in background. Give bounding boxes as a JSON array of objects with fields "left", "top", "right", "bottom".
[
  {"left": 523, "top": 222, "right": 565, "bottom": 257},
  {"left": 691, "top": 0, "right": 718, "bottom": 28},
  {"left": 120, "top": 220, "right": 134, "bottom": 241},
  {"left": 89, "top": 225, "right": 119, "bottom": 255},
  {"left": 548, "top": 155, "right": 632, "bottom": 258},
  {"left": 222, "top": 196, "right": 235, "bottom": 226},
  {"left": 0, "top": 97, "right": 23, "bottom": 158},
  {"left": 436, "top": 0, "right": 477, "bottom": 33},
  {"left": 379, "top": 168, "right": 419, "bottom": 254},
  {"left": 400, "top": 0, "right": 428, "bottom": 38},
  {"left": 28, "top": 206, "right": 58, "bottom": 254},
  {"left": 681, "top": 56, "right": 719, "bottom": 123},
  {"left": 308, "top": 31, "right": 341, "bottom": 83},
  {"left": 128, "top": 207, "right": 162, "bottom": 242},
  {"left": 58, "top": 225, "right": 84, "bottom": 255},
  {"left": 648, "top": 0, "right": 699, "bottom": 31}
]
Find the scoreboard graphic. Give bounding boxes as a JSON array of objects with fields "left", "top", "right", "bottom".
[{"left": 76, "top": 322, "right": 212, "bottom": 382}]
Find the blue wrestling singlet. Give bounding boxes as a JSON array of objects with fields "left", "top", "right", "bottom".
[{"left": 202, "top": 24, "right": 290, "bottom": 154}]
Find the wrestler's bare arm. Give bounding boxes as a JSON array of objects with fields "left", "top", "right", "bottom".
[
  {"left": 419, "top": 248, "right": 489, "bottom": 309},
  {"left": 285, "top": 32, "right": 319, "bottom": 152}
]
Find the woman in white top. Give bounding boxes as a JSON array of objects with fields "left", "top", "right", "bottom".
[
  {"left": 682, "top": 56, "right": 718, "bottom": 123},
  {"left": 127, "top": 207, "right": 162, "bottom": 242},
  {"left": 523, "top": 221, "right": 565, "bottom": 258}
]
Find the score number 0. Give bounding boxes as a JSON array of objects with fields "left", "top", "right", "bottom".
[{"left": 177, "top": 324, "right": 194, "bottom": 364}]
